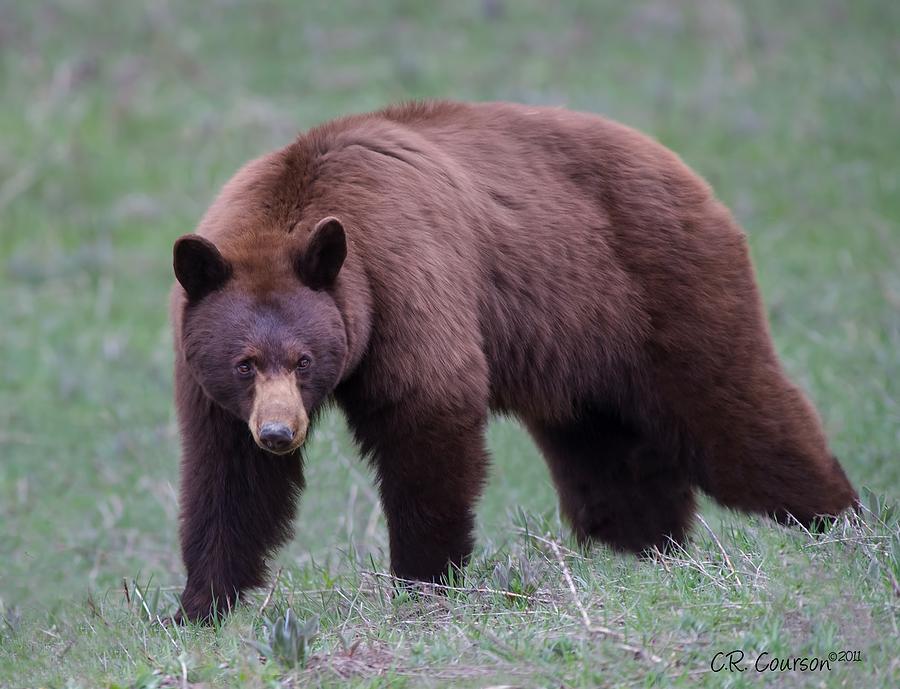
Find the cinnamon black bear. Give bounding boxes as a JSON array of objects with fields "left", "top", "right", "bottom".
[{"left": 171, "top": 101, "right": 857, "bottom": 622}]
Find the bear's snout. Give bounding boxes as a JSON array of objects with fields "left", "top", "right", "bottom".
[
  {"left": 258, "top": 421, "right": 295, "bottom": 453},
  {"left": 251, "top": 415, "right": 307, "bottom": 455},
  {"left": 248, "top": 373, "right": 309, "bottom": 455}
]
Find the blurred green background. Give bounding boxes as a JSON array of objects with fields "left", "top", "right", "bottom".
[{"left": 1, "top": 0, "right": 898, "bottom": 622}]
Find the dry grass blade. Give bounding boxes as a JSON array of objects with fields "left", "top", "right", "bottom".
[
  {"left": 695, "top": 513, "right": 741, "bottom": 587},
  {"left": 362, "top": 570, "right": 554, "bottom": 604},
  {"left": 548, "top": 540, "right": 663, "bottom": 664},
  {"left": 259, "top": 566, "right": 283, "bottom": 615},
  {"left": 516, "top": 528, "right": 583, "bottom": 558}
]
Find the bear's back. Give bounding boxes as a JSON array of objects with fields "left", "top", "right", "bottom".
[
  {"left": 182, "top": 101, "right": 749, "bottom": 419},
  {"left": 324, "top": 102, "right": 736, "bottom": 416}
]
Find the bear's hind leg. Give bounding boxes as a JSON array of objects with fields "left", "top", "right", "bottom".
[
  {"left": 527, "top": 411, "right": 695, "bottom": 554},
  {"left": 689, "top": 380, "right": 858, "bottom": 530}
]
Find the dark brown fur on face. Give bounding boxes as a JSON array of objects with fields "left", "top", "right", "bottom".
[{"left": 171, "top": 100, "right": 857, "bottom": 622}]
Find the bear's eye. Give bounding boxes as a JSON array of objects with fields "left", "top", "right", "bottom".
[
  {"left": 296, "top": 355, "right": 312, "bottom": 371},
  {"left": 235, "top": 360, "right": 254, "bottom": 377}
]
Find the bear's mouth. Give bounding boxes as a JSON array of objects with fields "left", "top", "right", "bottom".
[
  {"left": 254, "top": 428, "right": 306, "bottom": 454},
  {"left": 250, "top": 419, "right": 308, "bottom": 455}
]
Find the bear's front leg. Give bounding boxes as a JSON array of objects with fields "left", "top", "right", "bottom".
[
  {"left": 348, "top": 401, "right": 489, "bottom": 582},
  {"left": 174, "top": 359, "right": 304, "bottom": 622}
]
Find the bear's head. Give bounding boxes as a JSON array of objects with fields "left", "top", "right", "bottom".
[{"left": 173, "top": 217, "right": 348, "bottom": 455}]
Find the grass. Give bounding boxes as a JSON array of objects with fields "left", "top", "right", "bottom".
[{"left": 1, "top": 0, "right": 898, "bottom": 686}]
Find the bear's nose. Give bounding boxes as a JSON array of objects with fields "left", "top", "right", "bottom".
[{"left": 258, "top": 422, "right": 295, "bottom": 452}]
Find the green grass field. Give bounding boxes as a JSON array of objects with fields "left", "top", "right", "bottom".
[{"left": 1, "top": 1, "right": 899, "bottom": 686}]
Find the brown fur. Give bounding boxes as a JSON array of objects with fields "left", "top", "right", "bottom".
[{"left": 170, "top": 100, "right": 857, "bottom": 622}]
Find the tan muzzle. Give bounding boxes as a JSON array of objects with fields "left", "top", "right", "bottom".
[{"left": 248, "top": 373, "right": 309, "bottom": 455}]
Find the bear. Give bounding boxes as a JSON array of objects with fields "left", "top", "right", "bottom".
[{"left": 170, "top": 100, "right": 857, "bottom": 622}]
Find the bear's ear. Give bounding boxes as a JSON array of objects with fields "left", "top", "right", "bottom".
[
  {"left": 173, "top": 234, "right": 232, "bottom": 302},
  {"left": 298, "top": 216, "right": 347, "bottom": 290}
]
